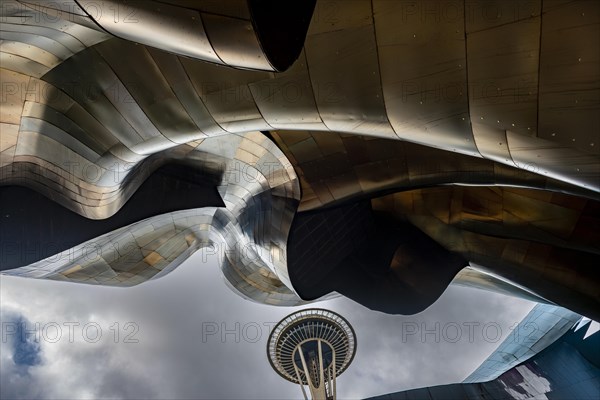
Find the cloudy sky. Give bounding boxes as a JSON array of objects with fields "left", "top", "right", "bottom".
[{"left": 1, "top": 248, "right": 535, "bottom": 400}]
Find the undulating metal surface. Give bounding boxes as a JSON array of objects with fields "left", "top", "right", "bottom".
[
  {"left": 463, "top": 303, "right": 582, "bottom": 383},
  {"left": 270, "top": 130, "right": 598, "bottom": 211},
  {"left": 367, "top": 304, "right": 600, "bottom": 400},
  {"left": 286, "top": 202, "right": 470, "bottom": 315},
  {"left": 0, "top": 0, "right": 598, "bottom": 313},
  {"left": 12, "top": 0, "right": 316, "bottom": 71},
  {"left": 2, "top": 132, "right": 305, "bottom": 306},
  {"left": 0, "top": 163, "right": 224, "bottom": 269},
  {"left": 452, "top": 265, "right": 551, "bottom": 305},
  {"left": 371, "top": 186, "right": 600, "bottom": 319}
]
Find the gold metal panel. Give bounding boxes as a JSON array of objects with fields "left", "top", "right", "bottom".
[
  {"left": 507, "top": 131, "right": 600, "bottom": 191},
  {"left": 374, "top": 0, "right": 478, "bottom": 154},
  {"left": 467, "top": 17, "right": 540, "bottom": 138},
  {"left": 471, "top": 122, "right": 516, "bottom": 165},
  {"left": 305, "top": 24, "right": 396, "bottom": 137},
  {"left": 248, "top": 50, "right": 325, "bottom": 130}
]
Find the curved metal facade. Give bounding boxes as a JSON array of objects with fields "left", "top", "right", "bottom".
[{"left": 1, "top": 1, "right": 599, "bottom": 313}]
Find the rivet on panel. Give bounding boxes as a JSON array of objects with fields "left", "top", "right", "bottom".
[
  {"left": 551, "top": 132, "right": 556, "bottom": 136},
  {"left": 480, "top": 116, "right": 484, "bottom": 120},
  {"left": 578, "top": 58, "right": 582, "bottom": 62},
  {"left": 591, "top": 143, "right": 595, "bottom": 146},
  {"left": 511, "top": 123, "right": 515, "bottom": 127},
  {"left": 576, "top": 168, "right": 580, "bottom": 172},
  {"left": 497, "top": 120, "right": 500, "bottom": 123},
  {"left": 572, "top": 138, "right": 576, "bottom": 142}
]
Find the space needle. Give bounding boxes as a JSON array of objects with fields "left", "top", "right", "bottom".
[{"left": 267, "top": 309, "right": 357, "bottom": 400}]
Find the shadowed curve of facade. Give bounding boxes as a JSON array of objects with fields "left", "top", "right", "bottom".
[{"left": 1, "top": 1, "right": 599, "bottom": 317}]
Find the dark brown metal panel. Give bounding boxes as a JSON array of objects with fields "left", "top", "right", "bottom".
[
  {"left": 464, "top": 0, "right": 541, "bottom": 33},
  {"left": 158, "top": 0, "right": 251, "bottom": 19},
  {"left": 538, "top": 0, "right": 600, "bottom": 156}
]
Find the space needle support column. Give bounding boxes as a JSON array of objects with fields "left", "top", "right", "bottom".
[{"left": 298, "top": 343, "right": 327, "bottom": 400}]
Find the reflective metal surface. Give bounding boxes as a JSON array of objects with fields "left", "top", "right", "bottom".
[
  {"left": 371, "top": 185, "right": 600, "bottom": 318},
  {"left": 367, "top": 304, "right": 600, "bottom": 399},
  {"left": 3, "top": 132, "right": 304, "bottom": 306},
  {"left": 1, "top": 0, "right": 598, "bottom": 313}
]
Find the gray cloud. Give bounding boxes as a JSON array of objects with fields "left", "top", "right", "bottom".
[{"left": 0, "top": 251, "right": 533, "bottom": 399}]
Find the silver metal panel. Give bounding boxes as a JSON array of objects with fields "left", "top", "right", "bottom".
[
  {"left": 0, "top": 30, "right": 73, "bottom": 60},
  {"left": 94, "top": 41, "right": 202, "bottom": 144},
  {"left": 1, "top": 0, "right": 599, "bottom": 309},
  {"left": 202, "top": 13, "right": 272, "bottom": 71},
  {"left": 3, "top": 133, "right": 304, "bottom": 305},
  {"left": 1, "top": 22, "right": 86, "bottom": 54},
  {"left": 1, "top": 41, "right": 61, "bottom": 68},
  {"left": 0, "top": 51, "right": 49, "bottom": 77},
  {"left": 146, "top": 48, "right": 225, "bottom": 137},
  {"left": 463, "top": 303, "right": 580, "bottom": 383},
  {"left": 248, "top": 50, "right": 326, "bottom": 130},
  {"left": 77, "top": 0, "right": 223, "bottom": 64},
  {"left": 179, "top": 57, "right": 272, "bottom": 133}
]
